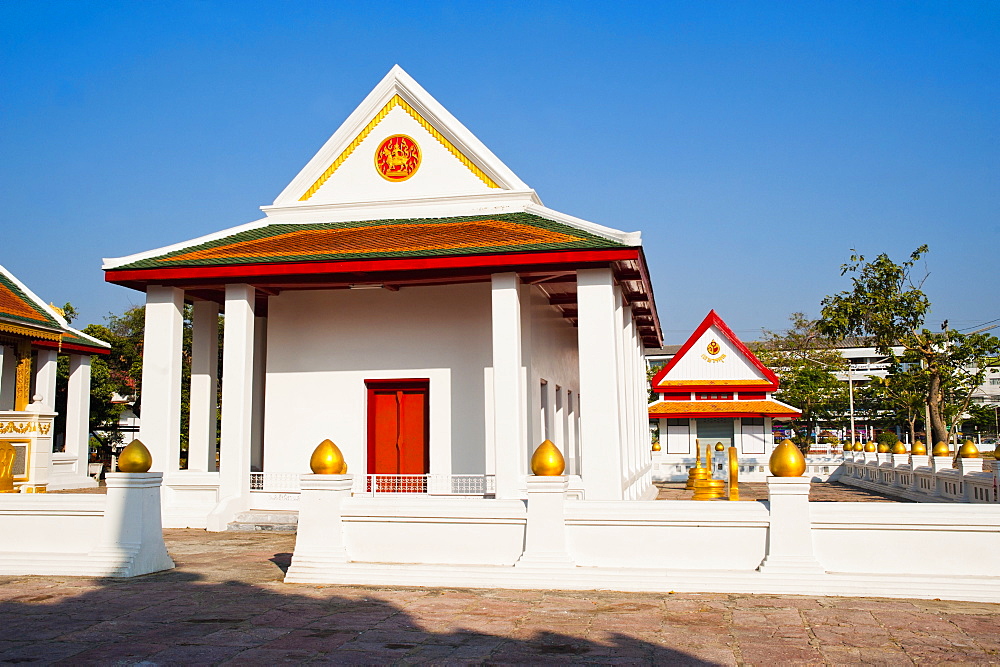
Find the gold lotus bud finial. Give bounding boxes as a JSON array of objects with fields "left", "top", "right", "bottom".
[
  {"left": 958, "top": 440, "right": 981, "bottom": 459},
  {"left": 863, "top": 441, "right": 876, "bottom": 452},
  {"left": 530, "top": 439, "right": 565, "bottom": 476},
  {"left": 932, "top": 441, "right": 950, "bottom": 457},
  {"left": 911, "top": 440, "right": 927, "bottom": 455},
  {"left": 651, "top": 441, "right": 661, "bottom": 452},
  {"left": 891, "top": 441, "right": 907, "bottom": 455},
  {"left": 877, "top": 442, "right": 891, "bottom": 453},
  {"left": 714, "top": 442, "right": 725, "bottom": 452},
  {"left": 118, "top": 439, "right": 152, "bottom": 473},
  {"left": 310, "top": 439, "right": 347, "bottom": 474},
  {"left": 993, "top": 445, "right": 1000, "bottom": 461},
  {"left": 769, "top": 439, "right": 806, "bottom": 477}
]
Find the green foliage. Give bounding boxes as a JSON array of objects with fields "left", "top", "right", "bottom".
[
  {"left": 753, "top": 313, "right": 849, "bottom": 434},
  {"left": 818, "top": 246, "right": 1000, "bottom": 444},
  {"left": 876, "top": 431, "right": 897, "bottom": 446}
]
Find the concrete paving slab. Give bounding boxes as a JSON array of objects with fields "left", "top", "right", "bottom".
[{"left": 0, "top": 528, "right": 998, "bottom": 664}]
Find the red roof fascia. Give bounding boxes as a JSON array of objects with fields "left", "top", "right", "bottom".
[
  {"left": 104, "top": 248, "right": 640, "bottom": 286},
  {"left": 650, "top": 309, "right": 779, "bottom": 391},
  {"left": 33, "top": 339, "right": 111, "bottom": 356}
]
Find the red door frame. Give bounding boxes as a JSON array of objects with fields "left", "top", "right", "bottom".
[{"left": 365, "top": 379, "right": 430, "bottom": 475}]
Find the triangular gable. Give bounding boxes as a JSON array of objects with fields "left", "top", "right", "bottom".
[
  {"left": 271, "top": 66, "right": 535, "bottom": 209},
  {"left": 651, "top": 310, "right": 778, "bottom": 392},
  {"left": 0, "top": 265, "right": 65, "bottom": 340}
]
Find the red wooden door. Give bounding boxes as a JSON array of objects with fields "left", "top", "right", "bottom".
[{"left": 366, "top": 380, "right": 429, "bottom": 488}]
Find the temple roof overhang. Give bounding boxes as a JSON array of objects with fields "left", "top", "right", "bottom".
[
  {"left": 648, "top": 399, "right": 801, "bottom": 420},
  {"left": 104, "top": 213, "right": 663, "bottom": 347}
]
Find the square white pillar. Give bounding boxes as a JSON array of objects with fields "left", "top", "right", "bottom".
[
  {"left": 209, "top": 284, "right": 255, "bottom": 530},
  {"left": 0, "top": 345, "right": 13, "bottom": 411},
  {"left": 138, "top": 286, "right": 185, "bottom": 473},
  {"left": 34, "top": 349, "right": 58, "bottom": 412},
  {"left": 491, "top": 273, "right": 526, "bottom": 499},
  {"left": 250, "top": 315, "right": 267, "bottom": 472},
  {"left": 188, "top": 300, "right": 219, "bottom": 472},
  {"left": 577, "top": 268, "right": 624, "bottom": 500},
  {"left": 758, "top": 476, "right": 824, "bottom": 574},
  {"left": 515, "top": 476, "right": 574, "bottom": 568},
  {"left": 64, "top": 354, "right": 91, "bottom": 463}
]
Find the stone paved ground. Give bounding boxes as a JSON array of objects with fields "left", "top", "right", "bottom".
[
  {"left": 656, "top": 480, "right": 904, "bottom": 502},
  {"left": 1, "top": 529, "right": 998, "bottom": 664}
]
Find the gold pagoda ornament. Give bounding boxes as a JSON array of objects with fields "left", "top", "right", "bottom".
[
  {"left": 891, "top": 441, "right": 907, "bottom": 455},
  {"left": 911, "top": 440, "right": 927, "bottom": 455},
  {"left": 651, "top": 441, "right": 661, "bottom": 452},
  {"left": 958, "top": 440, "right": 981, "bottom": 458},
  {"left": 310, "top": 439, "right": 347, "bottom": 474},
  {"left": 685, "top": 442, "right": 709, "bottom": 490},
  {"left": 876, "top": 442, "right": 891, "bottom": 453},
  {"left": 714, "top": 442, "right": 725, "bottom": 451},
  {"left": 932, "top": 441, "right": 951, "bottom": 457},
  {"left": 769, "top": 439, "right": 806, "bottom": 477},
  {"left": 530, "top": 440, "right": 565, "bottom": 476},
  {"left": 993, "top": 445, "right": 1000, "bottom": 461},
  {"left": 863, "top": 442, "right": 876, "bottom": 452},
  {"left": 692, "top": 443, "right": 726, "bottom": 500},
  {"left": 118, "top": 439, "right": 152, "bottom": 473}
]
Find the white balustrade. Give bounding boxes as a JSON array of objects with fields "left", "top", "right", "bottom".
[
  {"left": 840, "top": 450, "right": 999, "bottom": 504},
  {"left": 249, "top": 472, "right": 496, "bottom": 497}
]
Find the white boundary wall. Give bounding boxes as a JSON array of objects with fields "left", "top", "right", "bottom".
[
  {"left": 839, "top": 450, "right": 998, "bottom": 504},
  {"left": 287, "top": 473, "right": 1000, "bottom": 603},
  {"left": 0, "top": 473, "right": 174, "bottom": 577}
]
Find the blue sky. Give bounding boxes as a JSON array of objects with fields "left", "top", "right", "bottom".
[{"left": 2, "top": 1, "right": 997, "bottom": 341}]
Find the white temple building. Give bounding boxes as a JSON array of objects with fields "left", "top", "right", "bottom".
[{"left": 102, "top": 66, "right": 662, "bottom": 530}]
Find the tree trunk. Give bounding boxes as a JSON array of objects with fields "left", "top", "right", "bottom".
[
  {"left": 927, "top": 371, "right": 948, "bottom": 444},
  {"left": 907, "top": 415, "right": 917, "bottom": 446}
]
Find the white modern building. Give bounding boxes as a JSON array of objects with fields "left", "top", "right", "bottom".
[{"left": 102, "top": 66, "right": 662, "bottom": 530}]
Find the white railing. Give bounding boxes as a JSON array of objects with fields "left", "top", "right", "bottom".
[
  {"left": 840, "top": 452, "right": 999, "bottom": 504},
  {"left": 352, "top": 474, "right": 496, "bottom": 497},
  {"left": 249, "top": 472, "right": 496, "bottom": 497},
  {"left": 249, "top": 472, "right": 300, "bottom": 492}
]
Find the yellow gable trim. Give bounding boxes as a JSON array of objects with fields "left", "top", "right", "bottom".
[
  {"left": 0, "top": 322, "right": 62, "bottom": 342},
  {"left": 299, "top": 95, "right": 500, "bottom": 201}
]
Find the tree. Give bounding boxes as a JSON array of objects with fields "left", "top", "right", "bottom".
[
  {"left": 866, "top": 359, "right": 926, "bottom": 444},
  {"left": 818, "top": 245, "right": 1000, "bottom": 444},
  {"left": 753, "top": 313, "right": 849, "bottom": 445}
]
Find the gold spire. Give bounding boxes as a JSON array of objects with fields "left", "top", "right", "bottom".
[
  {"left": 769, "top": 439, "right": 806, "bottom": 477},
  {"left": 310, "top": 439, "right": 347, "bottom": 474},
  {"left": 530, "top": 440, "right": 565, "bottom": 476},
  {"left": 118, "top": 439, "right": 152, "bottom": 473}
]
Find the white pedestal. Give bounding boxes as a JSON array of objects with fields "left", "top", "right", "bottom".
[
  {"left": 288, "top": 475, "right": 353, "bottom": 572},
  {"left": 515, "top": 476, "right": 574, "bottom": 568},
  {"left": 758, "top": 476, "right": 824, "bottom": 574}
]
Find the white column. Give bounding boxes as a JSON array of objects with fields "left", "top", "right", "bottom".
[
  {"left": 491, "top": 273, "right": 525, "bottom": 499},
  {"left": 212, "top": 284, "right": 255, "bottom": 528},
  {"left": 65, "top": 354, "right": 91, "bottom": 468},
  {"left": 0, "top": 345, "right": 13, "bottom": 411},
  {"left": 250, "top": 315, "right": 267, "bottom": 472},
  {"left": 621, "top": 305, "right": 637, "bottom": 488},
  {"left": 138, "top": 286, "right": 184, "bottom": 473},
  {"left": 758, "top": 476, "right": 824, "bottom": 574},
  {"left": 577, "top": 268, "right": 624, "bottom": 500},
  {"left": 35, "top": 349, "right": 58, "bottom": 412},
  {"left": 188, "top": 300, "right": 219, "bottom": 472}
]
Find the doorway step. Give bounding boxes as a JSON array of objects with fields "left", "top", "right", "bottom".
[{"left": 227, "top": 509, "right": 298, "bottom": 532}]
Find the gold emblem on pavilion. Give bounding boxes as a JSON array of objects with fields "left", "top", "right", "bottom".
[
  {"left": 375, "top": 134, "right": 421, "bottom": 182},
  {"left": 701, "top": 339, "right": 726, "bottom": 363}
]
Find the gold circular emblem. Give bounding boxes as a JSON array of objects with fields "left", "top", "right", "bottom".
[
  {"left": 375, "top": 134, "right": 421, "bottom": 182},
  {"left": 706, "top": 339, "right": 720, "bottom": 355}
]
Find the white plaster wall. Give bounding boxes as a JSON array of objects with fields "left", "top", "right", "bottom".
[
  {"left": 342, "top": 497, "right": 526, "bottom": 565},
  {"left": 263, "top": 284, "right": 492, "bottom": 476},
  {"left": 0, "top": 495, "right": 104, "bottom": 552},
  {"left": 522, "top": 285, "right": 580, "bottom": 464},
  {"left": 811, "top": 503, "right": 1000, "bottom": 576}
]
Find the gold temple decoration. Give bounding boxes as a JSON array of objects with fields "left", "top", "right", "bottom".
[
  {"left": 299, "top": 94, "right": 500, "bottom": 200},
  {"left": 685, "top": 441, "right": 708, "bottom": 490},
  {"left": 911, "top": 440, "right": 927, "bottom": 455},
  {"left": 118, "top": 439, "right": 152, "bottom": 473},
  {"left": 769, "top": 439, "right": 806, "bottom": 477},
  {"left": 932, "top": 441, "right": 950, "bottom": 457},
  {"left": 714, "top": 442, "right": 724, "bottom": 451},
  {"left": 692, "top": 443, "right": 725, "bottom": 500},
  {"left": 651, "top": 441, "right": 661, "bottom": 452},
  {"left": 877, "top": 442, "right": 891, "bottom": 453},
  {"left": 993, "top": 445, "right": 1000, "bottom": 461},
  {"left": 13, "top": 340, "right": 31, "bottom": 412},
  {"left": 958, "top": 440, "right": 981, "bottom": 459},
  {"left": 891, "top": 441, "right": 907, "bottom": 455},
  {"left": 728, "top": 445, "right": 740, "bottom": 501},
  {"left": 530, "top": 439, "right": 565, "bottom": 476},
  {"left": 310, "top": 439, "right": 347, "bottom": 474},
  {"left": 0, "top": 441, "right": 15, "bottom": 493},
  {"left": 863, "top": 442, "right": 876, "bottom": 452}
]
